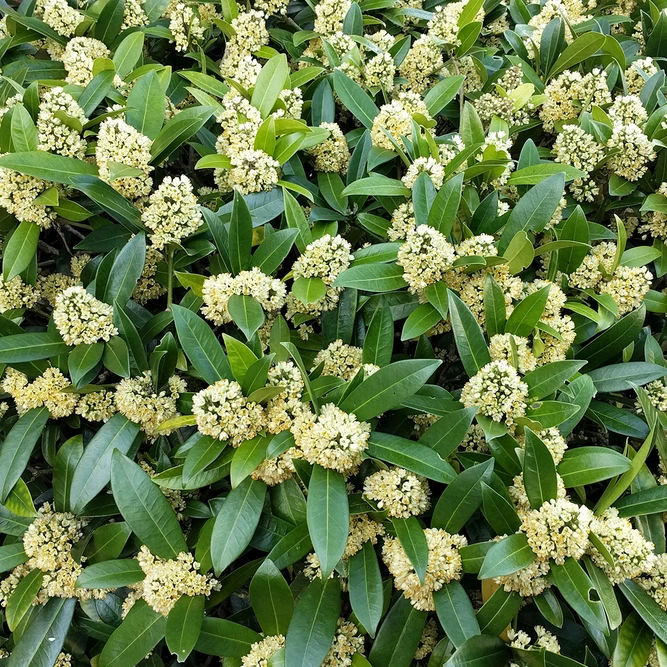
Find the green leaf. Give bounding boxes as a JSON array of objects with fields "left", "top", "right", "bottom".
[
  {"left": 3, "top": 221, "right": 39, "bottom": 281},
  {"left": 524, "top": 401, "right": 580, "bottom": 429},
  {"left": 444, "top": 635, "right": 509, "bottom": 667},
  {"left": 99, "top": 600, "right": 167, "bottom": 667},
  {"left": 68, "top": 342, "right": 104, "bottom": 387},
  {"left": 251, "top": 228, "right": 299, "bottom": 275},
  {"left": 419, "top": 408, "right": 477, "bottom": 458},
  {"left": 6, "top": 568, "right": 43, "bottom": 632},
  {"left": 285, "top": 578, "right": 340, "bottom": 667},
  {"left": 113, "top": 31, "right": 145, "bottom": 79},
  {"left": 558, "top": 447, "right": 631, "bottom": 487},
  {"left": 432, "top": 459, "right": 494, "bottom": 532},
  {"left": 251, "top": 54, "right": 289, "bottom": 118},
  {"left": 283, "top": 189, "right": 312, "bottom": 253},
  {"left": 619, "top": 580, "right": 667, "bottom": 644},
  {"left": 165, "top": 594, "right": 205, "bottom": 663},
  {"left": 230, "top": 435, "right": 268, "bottom": 488},
  {"left": 481, "top": 482, "right": 521, "bottom": 535},
  {"left": 505, "top": 285, "right": 550, "bottom": 337},
  {"left": 523, "top": 360, "right": 587, "bottom": 400},
  {"left": 348, "top": 541, "right": 383, "bottom": 638},
  {"left": 393, "top": 516, "right": 428, "bottom": 584},
  {"left": 76, "top": 559, "right": 145, "bottom": 588},
  {"left": 292, "top": 277, "right": 327, "bottom": 305},
  {"left": 196, "top": 618, "right": 261, "bottom": 657},
  {"left": 11, "top": 104, "right": 38, "bottom": 152},
  {"left": 307, "top": 465, "right": 349, "bottom": 578},
  {"left": 548, "top": 31, "right": 607, "bottom": 78},
  {"left": 368, "top": 595, "right": 426, "bottom": 667},
  {"left": 424, "top": 75, "right": 465, "bottom": 116},
  {"left": 428, "top": 173, "right": 464, "bottom": 235},
  {"left": 172, "top": 305, "right": 233, "bottom": 384},
  {"left": 229, "top": 190, "right": 253, "bottom": 274},
  {"left": 228, "top": 294, "right": 265, "bottom": 341},
  {"left": 434, "top": 580, "right": 480, "bottom": 649},
  {"left": 0, "top": 151, "right": 98, "bottom": 184},
  {"left": 448, "top": 290, "right": 490, "bottom": 377},
  {"left": 69, "top": 414, "right": 141, "bottom": 513},
  {"left": 523, "top": 428, "right": 558, "bottom": 509},
  {"left": 615, "top": 485, "right": 667, "bottom": 517},
  {"left": 249, "top": 559, "right": 294, "bottom": 636},
  {"left": 363, "top": 305, "right": 394, "bottom": 367},
  {"left": 588, "top": 362, "right": 667, "bottom": 393},
  {"left": 95, "top": 0, "right": 125, "bottom": 44},
  {"left": 339, "top": 358, "right": 441, "bottom": 421},
  {"left": 401, "top": 302, "right": 441, "bottom": 340},
  {"left": 0, "top": 407, "right": 49, "bottom": 503},
  {"left": 150, "top": 105, "right": 215, "bottom": 165},
  {"left": 507, "top": 163, "right": 586, "bottom": 185},
  {"left": 103, "top": 335, "right": 131, "bottom": 377},
  {"left": 498, "top": 173, "right": 565, "bottom": 253},
  {"left": 478, "top": 533, "right": 535, "bottom": 580},
  {"left": 111, "top": 450, "right": 187, "bottom": 559},
  {"left": 0, "top": 543, "right": 28, "bottom": 574},
  {"left": 103, "top": 232, "right": 146, "bottom": 307},
  {"left": 476, "top": 586, "right": 522, "bottom": 637},
  {"left": 334, "top": 263, "right": 408, "bottom": 292},
  {"left": 611, "top": 613, "right": 653, "bottom": 667},
  {"left": 7, "top": 598, "right": 75, "bottom": 667},
  {"left": 367, "top": 432, "right": 456, "bottom": 483},
  {"left": 332, "top": 69, "right": 379, "bottom": 129},
  {"left": 211, "top": 477, "right": 266, "bottom": 575},
  {"left": 126, "top": 70, "right": 165, "bottom": 140},
  {"left": 0, "top": 332, "right": 69, "bottom": 363},
  {"left": 342, "top": 175, "right": 411, "bottom": 197}
]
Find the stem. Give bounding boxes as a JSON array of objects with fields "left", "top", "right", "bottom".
[{"left": 167, "top": 247, "right": 174, "bottom": 310}]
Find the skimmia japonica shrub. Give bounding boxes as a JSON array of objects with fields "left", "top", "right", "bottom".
[{"left": 1, "top": 0, "right": 667, "bottom": 665}]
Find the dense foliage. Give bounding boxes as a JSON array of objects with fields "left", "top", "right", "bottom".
[{"left": 2, "top": 0, "right": 667, "bottom": 664}]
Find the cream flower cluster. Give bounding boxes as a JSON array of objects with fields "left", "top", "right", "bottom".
[
  {"left": 241, "top": 634, "right": 286, "bottom": 667},
  {"left": 292, "top": 403, "right": 370, "bottom": 476},
  {"left": 397, "top": 225, "right": 456, "bottom": 294},
  {"left": 363, "top": 467, "right": 431, "bottom": 518},
  {"left": 141, "top": 175, "right": 203, "bottom": 249},
  {"left": 312, "top": 340, "right": 378, "bottom": 381},
  {"left": 461, "top": 360, "right": 529, "bottom": 426},
  {"left": 37, "top": 87, "right": 86, "bottom": 158},
  {"left": 371, "top": 92, "right": 432, "bottom": 151},
  {"left": 193, "top": 379, "right": 265, "bottom": 446},
  {"left": 309, "top": 123, "right": 351, "bottom": 174},
  {"left": 116, "top": 372, "right": 186, "bottom": 438},
  {"left": 1, "top": 367, "right": 78, "bottom": 418},
  {"left": 53, "top": 286, "right": 118, "bottom": 346},
  {"left": 124, "top": 546, "right": 218, "bottom": 617},
  {"left": 382, "top": 528, "right": 467, "bottom": 611},
  {"left": 201, "top": 268, "right": 287, "bottom": 325}
]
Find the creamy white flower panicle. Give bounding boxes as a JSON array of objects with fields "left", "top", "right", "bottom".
[
  {"left": 61, "top": 37, "right": 111, "bottom": 86},
  {"left": 363, "top": 467, "right": 431, "bottom": 518},
  {"left": 521, "top": 498, "right": 593, "bottom": 564},
  {"left": 201, "top": 268, "right": 287, "bottom": 325},
  {"left": 397, "top": 224, "right": 456, "bottom": 294},
  {"left": 37, "top": 87, "right": 86, "bottom": 158},
  {"left": 141, "top": 175, "right": 203, "bottom": 249},
  {"left": 292, "top": 403, "right": 370, "bottom": 476},
  {"left": 461, "top": 360, "right": 529, "bottom": 426},
  {"left": 241, "top": 635, "right": 286, "bottom": 667},
  {"left": 312, "top": 340, "right": 378, "bottom": 380},
  {"left": 53, "top": 286, "right": 118, "bottom": 346},
  {"left": 1, "top": 367, "right": 78, "bottom": 418},
  {"left": 382, "top": 528, "right": 467, "bottom": 610},
  {"left": 193, "top": 379, "right": 265, "bottom": 446}
]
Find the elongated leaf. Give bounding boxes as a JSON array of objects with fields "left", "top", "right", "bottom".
[
  {"left": 393, "top": 516, "right": 428, "bottom": 584},
  {"left": 111, "top": 450, "right": 187, "bottom": 559},
  {"left": 229, "top": 190, "right": 253, "bottom": 274},
  {"left": 523, "top": 360, "right": 587, "bottom": 400},
  {"left": 332, "top": 69, "right": 379, "bottom": 129},
  {"left": 7, "top": 598, "right": 75, "bottom": 667},
  {"left": 479, "top": 533, "right": 535, "bottom": 580},
  {"left": 588, "top": 362, "right": 667, "bottom": 393},
  {"left": 251, "top": 55, "right": 289, "bottom": 118},
  {"left": 523, "top": 428, "right": 558, "bottom": 509},
  {"left": 419, "top": 407, "right": 477, "bottom": 457},
  {"left": 448, "top": 291, "right": 490, "bottom": 377},
  {"left": 334, "top": 263, "right": 408, "bottom": 292},
  {"left": 434, "top": 580, "right": 480, "bottom": 648},
  {"left": 339, "top": 359, "right": 441, "bottom": 421},
  {"left": 307, "top": 465, "right": 349, "bottom": 578},
  {"left": 251, "top": 228, "right": 298, "bottom": 275},
  {"left": 99, "top": 599, "right": 167, "bottom": 667},
  {"left": 3, "top": 221, "right": 39, "bottom": 281},
  {"left": 444, "top": 635, "right": 509, "bottom": 667},
  {"left": 0, "top": 332, "right": 69, "bottom": 363},
  {"left": 70, "top": 414, "right": 141, "bottom": 513},
  {"left": 476, "top": 586, "right": 522, "bottom": 637},
  {"left": 619, "top": 580, "right": 667, "bottom": 644},
  {"left": 211, "top": 477, "right": 266, "bottom": 575},
  {"left": 348, "top": 541, "right": 383, "bottom": 638},
  {"left": 285, "top": 578, "right": 340, "bottom": 667},
  {"left": 0, "top": 407, "right": 49, "bottom": 503},
  {"left": 428, "top": 173, "right": 464, "bottom": 235},
  {"left": 172, "top": 305, "right": 233, "bottom": 384},
  {"left": 505, "top": 285, "right": 550, "bottom": 337},
  {"left": 228, "top": 294, "right": 265, "bottom": 340},
  {"left": 76, "top": 559, "right": 145, "bottom": 588},
  {"left": 432, "top": 459, "right": 494, "bottom": 532},
  {"left": 366, "top": 432, "right": 456, "bottom": 482},
  {"left": 616, "top": 485, "right": 667, "bottom": 517},
  {"left": 103, "top": 232, "right": 146, "bottom": 307},
  {"left": 558, "top": 447, "right": 631, "bottom": 487},
  {"left": 7, "top": 568, "right": 43, "bottom": 632},
  {"left": 165, "top": 594, "right": 205, "bottom": 663},
  {"left": 0, "top": 151, "right": 97, "bottom": 184},
  {"left": 249, "top": 559, "right": 294, "bottom": 636},
  {"left": 196, "top": 618, "right": 261, "bottom": 657}
]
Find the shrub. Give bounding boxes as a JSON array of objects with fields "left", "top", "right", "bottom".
[{"left": 0, "top": 0, "right": 665, "bottom": 665}]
